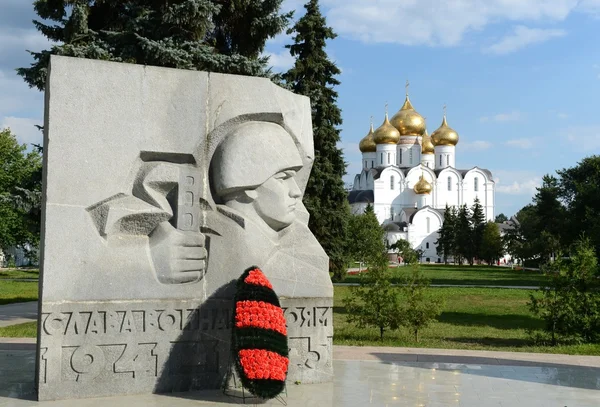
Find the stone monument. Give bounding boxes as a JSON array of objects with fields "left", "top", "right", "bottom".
[{"left": 37, "top": 56, "right": 333, "bottom": 401}]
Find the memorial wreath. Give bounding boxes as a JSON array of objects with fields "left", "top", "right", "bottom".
[{"left": 231, "top": 266, "right": 289, "bottom": 399}]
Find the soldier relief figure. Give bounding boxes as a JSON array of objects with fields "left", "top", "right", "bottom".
[{"left": 88, "top": 119, "right": 327, "bottom": 296}]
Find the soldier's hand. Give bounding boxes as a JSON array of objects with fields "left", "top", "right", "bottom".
[{"left": 149, "top": 222, "right": 207, "bottom": 284}]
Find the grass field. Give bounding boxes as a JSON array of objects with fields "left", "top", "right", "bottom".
[
  {"left": 0, "top": 280, "right": 38, "bottom": 305},
  {"left": 0, "top": 321, "right": 37, "bottom": 337},
  {"left": 0, "top": 268, "right": 39, "bottom": 279},
  {"left": 344, "top": 264, "right": 548, "bottom": 287},
  {"left": 334, "top": 286, "right": 600, "bottom": 356},
  {"left": 2, "top": 284, "right": 599, "bottom": 356}
]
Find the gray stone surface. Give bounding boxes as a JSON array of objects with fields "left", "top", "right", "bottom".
[{"left": 38, "top": 56, "right": 333, "bottom": 401}]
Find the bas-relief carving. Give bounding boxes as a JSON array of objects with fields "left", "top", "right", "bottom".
[
  {"left": 39, "top": 58, "right": 333, "bottom": 400},
  {"left": 86, "top": 121, "right": 330, "bottom": 297}
]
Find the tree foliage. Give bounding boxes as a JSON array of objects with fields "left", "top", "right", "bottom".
[
  {"left": 283, "top": 0, "right": 349, "bottom": 281},
  {"left": 435, "top": 205, "right": 456, "bottom": 264},
  {"left": 515, "top": 157, "right": 600, "bottom": 265},
  {"left": 494, "top": 213, "right": 508, "bottom": 223},
  {"left": 480, "top": 222, "right": 503, "bottom": 265},
  {"left": 347, "top": 205, "right": 385, "bottom": 268},
  {"left": 344, "top": 253, "right": 403, "bottom": 341},
  {"left": 19, "top": 0, "right": 292, "bottom": 90},
  {"left": 399, "top": 266, "right": 443, "bottom": 342},
  {"left": 529, "top": 238, "right": 600, "bottom": 344},
  {"left": 390, "top": 238, "right": 418, "bottom": 264},
  {"left": 0, "top": 129, "right": 43, "bottom": 253}
]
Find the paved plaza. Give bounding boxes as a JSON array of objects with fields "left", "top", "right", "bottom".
[{"left": 0, "top": 342, "right": 598, "bottom": 406}]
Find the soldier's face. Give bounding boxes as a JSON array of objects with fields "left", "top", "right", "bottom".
[{"left": 252, "top": 170, "right": 301, "bottom": 231}]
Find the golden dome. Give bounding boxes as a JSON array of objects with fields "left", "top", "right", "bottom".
[
  {"left": 413, "top": 174, "right": 432, "bottom": 195},
  {"left": 373, "top": 112, "right": 400, "bottom": 145},
  {"left": 431, "top": 115, "right": 459, "bottom": 146},
  {"left": 421, "top": 130, "right": 434, "bottom": 155},
  {"left": 358, "top": 121, "right": 376, "bottom": 153},
  {"left": 390, "top": 95, "right": 426, "bottom": 136}
]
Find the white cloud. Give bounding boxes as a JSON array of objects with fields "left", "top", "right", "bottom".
[
  {"left": 485, "top": 25, "right": 566, "bottom": 55},
  {"left": 461, "top": 140, "right": 492, "bottom": 151},
  {"left": 564, "top": 125, "right": 600, "bottom": 151},
  {"left": 480, "top": 111, "right": 522, "bottom": 122},
  {"left": 265, "top": 50, "right": 295, "bottom": 72},
  {"left": 1, "top": 116, "right": 43, "bottom": 146},
  {"left": 493, "top": 170, "right": 542, "bottom": 195},
  {"left": 505, "top": 138, "right": 535, "bottom": 149},
  {"left": 557, "top": 112, "right": 569, "bottom": 119},
  {"left": 322, "top": 0, "right": 580, "bottom": 47}
]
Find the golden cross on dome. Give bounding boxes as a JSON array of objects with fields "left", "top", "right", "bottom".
[
  {"left": 443, "top": 103, "right": 447, "bottom": 117},
  {"left": 385, "top": 102, "right": 388, "bottom": 116},
  {"left": 370, "top": 115, "right": 373, "bottom": 126},
  {"left": 405, "top": 80, "right": 410, "bottom": 96}
]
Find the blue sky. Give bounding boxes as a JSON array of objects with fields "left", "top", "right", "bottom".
[{"left": 2, "top": 0, "right": 600, "bottom": 217}]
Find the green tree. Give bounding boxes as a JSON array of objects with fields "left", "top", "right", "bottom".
[
  {"left": 557, "top": 156, "right": 600, "bottom": 264},
  {"left": 347, "top": 205, "right": 385, "bottom": 270},
  {"left": 283, "top": 0, "right": 349, "bottom": 281},
  {"left": 480, "top": 222, "right": 503, "bottom": 265},
  {"left": 0, "top": 129, "right": 43, "bottom": 253},
  {"left": 470, "top": 197, "right": 486, "bottom": 263},
  {"left": 19, "top": 0, "right": 291, "bottom": 90},
  {"left": 529, "top": 238, "right": 600, "bottom": 344},
  {"left": 454, "top": 204, "right": 471, "bottom": 265},
  {"left": 502, "top": 222, "right": 524, "bottom": 265},
  {"left": 399, "top": 266, "right": 443, "bottom": 342},
  {"left": 436, "top": 204, "right": 456, "bottom": 264},
  {"left": 344, "top": 253, "right": 403, "bottom": 340},
  {"left": 533, "top": 175, "right": 565, "bottom": 262},
  {"left": 495, "top": 213, "right": 508, "bottom": 223},
  {"left": 390, "top": 239, "right": 418, "bottom": 264}
]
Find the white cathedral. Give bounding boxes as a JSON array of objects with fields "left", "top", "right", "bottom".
[{"left": 348, "top": 88, "right": 495, "bottom": 263}]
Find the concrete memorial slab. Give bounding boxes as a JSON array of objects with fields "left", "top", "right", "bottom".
[{"left": 37, "top": 56, "right": 333, "bottom": 401}]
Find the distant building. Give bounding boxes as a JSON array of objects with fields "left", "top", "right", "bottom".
[{"left": 348, "top": 88, "right": 495, "bottom": 263}]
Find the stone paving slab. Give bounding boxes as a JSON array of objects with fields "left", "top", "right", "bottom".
[
  {"left": 0, "top": 344, "right": 599, "bottom": 406},
  {"left": 0, "top": 302, "right": 37, "bottom": 328}
]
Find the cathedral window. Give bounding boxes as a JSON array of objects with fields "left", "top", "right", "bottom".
[
  {"left": 399, "top": 151, "right": 403, "bottom": 164},
  {"left": 387, "top": 153, "right": 390, "bottom": 164},
  {"left": 380, "top": 153, "right": 383, "bottom": 164},
  {"left": 390, "top": 176, "right": 395, "bottom": 190},
  {"left": 409, "top": 149, "right": 413, "bottom": 164},
  {"left": 446, "top": 155, "right": 449, "bottom": 166},
  {"left": 426, "top": 217, "right": 430, "bottom": 233},
  {"left": 371, "top": 160, "right": 374, "bottom": 168},
  {"left": 448, "top": 176, "right": 451, "bottom": 191},
  {"left": 474, "top": 177, "right": 479, "bottom": 192},
  {"left": 390, "top": 207, "right": 395, "bottom": 220},
  {"left": 426, "top": 242, "right": 430, "bottom": 249},
  {"left": 439, "top": 155, "right": 442, "bottom": 166}
]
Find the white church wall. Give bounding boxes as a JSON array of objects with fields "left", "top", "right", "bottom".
[
  {"left": 435, "top": 168, "right": 461, "bottom": 209},
  {"left": 376, "top": 144, "right": 396, "bottom": 167},
  {"left": 374, "top": 167, "right": 405, "bottom": 222},
  {"left": 362, "top": 152, "right": 376, "bottom": 170},
  {"left": 409, "top": 208, "right": 443, "bottom": 262},
  {"left": 462, "top": 169, "right": 495, "bottom": 221}
]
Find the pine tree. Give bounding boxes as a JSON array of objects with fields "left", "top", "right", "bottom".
[
  {"left": 283, "top": 0, "right": 349, "bottom": 281},
  {"left": 470, "top": 197, "right": 486, "bottom": 264},
  {"left": 454, "top": 204, "right": 472, "bottom": 265},
  {"left": 18, "top": 0, "right": 291, "bottom": 90},
  {"left": 436, "top": 204, "right": 456, "bottom": 264}
]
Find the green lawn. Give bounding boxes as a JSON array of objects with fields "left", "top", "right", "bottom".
[
  {"left": 2, "top": 277, "right": 599, "bottom": 356},
  {"left": 334, "top": 286, "right": 600, "bottom": 356},
  {"left": 0, "top": 280, "right": 38, "bottom": 305},
  {"left": 0, "top": 321, "right": 37, "bottom": 338},
  {"left": 344, "top": 264, "right": 548, "bottom": 287},
  {"left": 0, "top": 268, "right": 39, "bottom": 279}
]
